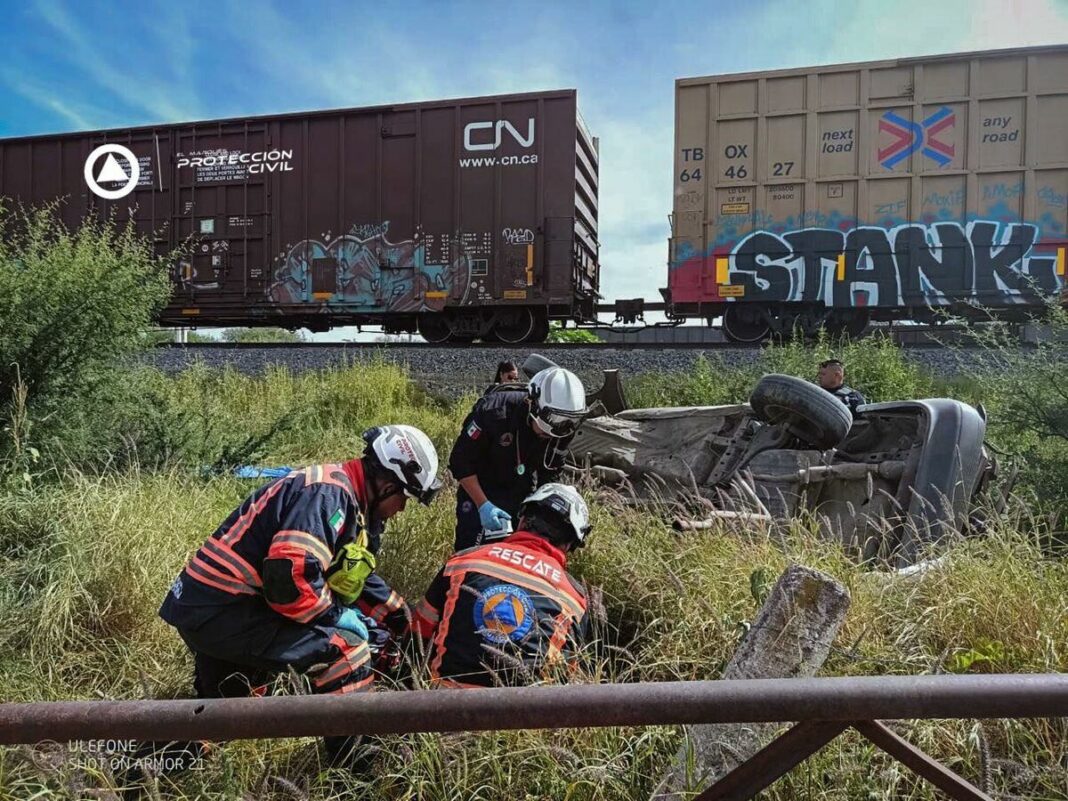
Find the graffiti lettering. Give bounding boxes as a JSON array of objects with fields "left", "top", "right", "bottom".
[
  {"left": 723, "top": 220, "right": 1061, "bottom": 307},
  {"left": 502, "top": 227, "right": 534, "bottom": 246},
  {"left": 349, "top": 222, "right": 390, "bottom": 239},
  {"left": 1038, "top": 185, "right": 1068, "bottom": 207},
  {"left": 269, "top": 225, "right": 471, "bottom": 312}
]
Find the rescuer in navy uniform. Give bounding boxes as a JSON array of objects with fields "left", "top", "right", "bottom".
[
  {"left": 448, "top": 367, "right": 588, "bottom": 551},
  {"left": 412, "top": 483, "right": 591, "bottom": 688},
  {"left": 157, "top": 425, "right": 441, "bottom": 763},
  {"left": 818, "top": 359, "right": 866, "bottom": 414}
]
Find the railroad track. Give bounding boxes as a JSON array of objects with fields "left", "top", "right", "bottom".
[{"left": 153, "top": 324, "right": 1006, "bottom": 350}]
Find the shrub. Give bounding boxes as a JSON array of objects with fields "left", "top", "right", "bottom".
[{"left": 0, "top": 202, "right": 171, "bottom": 472}]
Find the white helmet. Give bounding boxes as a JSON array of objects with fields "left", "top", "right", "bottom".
[
  {"left": 528, "top": 367, "right": 587, "bottom": 438},
  {"left": 362, "top": 425, "right": 442, "bottom": 505},
  {"left": 519, "top": 483, "right": 591, "bottom": 547}
]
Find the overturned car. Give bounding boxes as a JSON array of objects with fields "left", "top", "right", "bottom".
[{"left": 570, "top": 369, "right": 996, "bottom": 568}]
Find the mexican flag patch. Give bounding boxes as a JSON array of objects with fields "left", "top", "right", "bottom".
[
  {"left": 466, "top": 421, "right": 482, "bottom": 440},
  {"left": 329, "top": 509, "right": 345, "bottom": 534}
]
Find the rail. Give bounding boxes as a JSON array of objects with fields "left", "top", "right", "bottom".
[{"left": 2, "top": 674, "right": 1065, "bottom": 800}]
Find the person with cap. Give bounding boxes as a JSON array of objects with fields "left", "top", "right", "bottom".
[
  {"left": 411, "top": 483, "right": 591, "bottom": 687},
  {"left": 448, "top": 366, "right": 588, "bottom": 552},
  {"left": 817, "top": 358, "right": 866, "bottom": 415},
  {"left": 158, "top": 425, "right": 441, "bottom": 761}
]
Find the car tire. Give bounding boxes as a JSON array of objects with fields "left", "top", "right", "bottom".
[{"left": 749, "top": 373, "right": 853, "bottom": 450}]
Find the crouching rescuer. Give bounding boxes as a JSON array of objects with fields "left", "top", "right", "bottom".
[
  {"left": 158, "top": 425, "right": 441, "bottom": 760},
  {"left": 412, "top": 483, "right": 592, "bottom": 687}
]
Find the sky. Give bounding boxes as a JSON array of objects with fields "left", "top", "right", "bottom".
[{"left": 1, "top": 0, "right": 1067, "bottom": 337}]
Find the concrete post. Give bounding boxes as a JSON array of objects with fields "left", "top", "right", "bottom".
[{"left": 653, "top": 563, "right": 851, "bottom": 799}]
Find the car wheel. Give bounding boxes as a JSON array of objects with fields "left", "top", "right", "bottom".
[{"left": 749, "top": 373, "right": 853, "bottom": 450}]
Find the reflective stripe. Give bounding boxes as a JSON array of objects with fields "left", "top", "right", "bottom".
[
  {"left": 272, "top": 530, "right": 332, "bottom": 567},
  {"left": 313, "top": 643, "right": 371, "bottom": 689},
  {"left": 220, "top": 478, "right": 289, "bottom": 548},
  {"left": 186, "top": 559, "right": 257, "bottom": 596},
  {"left": 367, "top": 590, "right": 405, "bottom": 623},
  {"left": 545, "top": 611, "right": 574, "bottom": 665},
  {"left": 413, "top": 598, "right": 440, "bottom": 624},
  {"left": 445, "top": 558, "right": 585, "bottom": 617},
  {"left": 429, "top": 572, "right": 466, "bottom": 678},
  {"left": 267, "top": 583, "right": 332, "bottom": 623},
  {"left": 202, "top": 538, "right": 261, "bottom": 589}
]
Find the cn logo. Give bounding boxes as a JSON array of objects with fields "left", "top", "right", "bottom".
[
  {"left": 463, "top": 118, "right": 535, "bottom": 151},
  {"left": 878, "top": 106, "right": 955, "bottom": 169}
]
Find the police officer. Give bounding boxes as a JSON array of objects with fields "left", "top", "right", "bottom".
[
  {"left": 412, "top": 483, "right": 591, "bottom": 687},
  {"left": 158, "top": 425, "right": 441, "bottom": 760},
  {"left": 817, "top": 358, "right": 866, "bottom": 414},
  {"left": 448, "top": 367, "right": 588, "bottom": 551}
]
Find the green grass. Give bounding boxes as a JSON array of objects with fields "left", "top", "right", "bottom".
[{"left": 0, "top": 357, "right": 1066, "bottom": 800}]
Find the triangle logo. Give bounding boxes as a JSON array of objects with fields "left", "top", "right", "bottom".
[{"left": 96, "top": 153, "right": 130, "bottom": 183}]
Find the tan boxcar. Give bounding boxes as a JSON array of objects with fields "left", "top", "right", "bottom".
[{"left": 667, "top": 44, "right": 1068, "bottom": 341}]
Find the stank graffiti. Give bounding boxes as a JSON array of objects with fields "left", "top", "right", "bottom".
[
  {"left": 268, "top": 224, "right": 471, "bottom": 312},
  {"left": 719, "top": 220, "right": 1063, "bottom": 306}
]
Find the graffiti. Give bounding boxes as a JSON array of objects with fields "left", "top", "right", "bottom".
[
  {"left": 1039, "top": 185, "right": 1068, "bottom": 207},
  {"left": 349, "top": 221, "right": 390, "bottom": 240},
  {"left": 502, "top": 227, "right": 534, "bottom": 246},
  {"left": 923, "top": 188, "right": 965, "bottom": 208},
  {"left": 983, "top": 182, "right": 1023, "bottom": 200},
  {"left": 268, "top": 224, "right": 471, "bottom": 312},
  {"left": 879, "top": 106, "right": 955, "bottom": 168},
  {"left": 717, "top": 220, "right": 1061, "bottom": 307}
]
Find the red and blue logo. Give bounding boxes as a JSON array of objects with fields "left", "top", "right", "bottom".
[{"left": 878, "top": 106, "right": 955, "bottom": 169}]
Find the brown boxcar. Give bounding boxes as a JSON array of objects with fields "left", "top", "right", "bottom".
[
  {"left": 667, "top": 44, "right": 1068, "bottom": 342},
  {"left": 0, "top": 89, "right": 599, "bottom": 343}
]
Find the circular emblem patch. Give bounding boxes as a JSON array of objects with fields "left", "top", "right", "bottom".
[
  {"left": 473, "top": 584, "right": 535, "bottom": 644},
  {"left": 498, "top": 432, "right": 514, "bottom": 447}
]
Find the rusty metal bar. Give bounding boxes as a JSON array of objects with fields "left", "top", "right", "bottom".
[
  {"left": 0, "top": 674, "right": 1065, "bottom": 746},
  {"left": 853, "top": 719, "right": 994, "bottom": 801},
  {"left": 692, "top": 720, "right": 848, "bottom": 801}
]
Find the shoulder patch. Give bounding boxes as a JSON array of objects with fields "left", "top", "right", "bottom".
[
  {"left": 329, "top": 509, "right": 345, "bottom": 533},
  {"left": 466, "top": 421, "right": 482, "bottom": 440}
]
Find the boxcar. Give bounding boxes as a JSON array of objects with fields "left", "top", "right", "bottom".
[
  {"left": 667, "top": 45, "right": 1068, "bottom": 341},
  {"left": 0, "top": 90, "right": 600, "bottom": 343}
]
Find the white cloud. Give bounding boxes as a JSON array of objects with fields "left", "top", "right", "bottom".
[{"left": 32, "top": 0, "right": 202, "bottom": 125}]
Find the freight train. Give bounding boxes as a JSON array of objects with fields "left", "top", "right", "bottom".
[{"left": 1, "top": 44, "right": 1066, "bottom": 343}]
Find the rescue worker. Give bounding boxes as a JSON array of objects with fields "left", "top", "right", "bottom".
[
  {"left": 412, "top": 483, "right": 591, "bottom": 687},
  {"left": 492, "top": 360, "right": 519, "bottom": 385},
  {"left": 448, "top": 366, "right": 588, "bottom": 551},
  {"left": 158, "top": 425, "right": 441, "bottom": 760},
  {"left": 817, "top": 358, "right": 866, "bottom": 414}
]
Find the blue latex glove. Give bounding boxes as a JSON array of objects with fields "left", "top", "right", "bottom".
[
  {"left": 336, "top": 607, "right": 369, "bottom": 640},
  {"left": 478, "top": 501, "right": 512, "bottom": 532}
]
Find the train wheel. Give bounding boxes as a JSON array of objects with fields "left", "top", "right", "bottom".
[
  {"left": 492, "top": 308, "right": 542, "bottom": 345},
  {"left": 722, "top": 305, "right": 771, "bottom": 343},
  {"left": 418, "top": 315, "right": 452, "bottom": 344}
]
